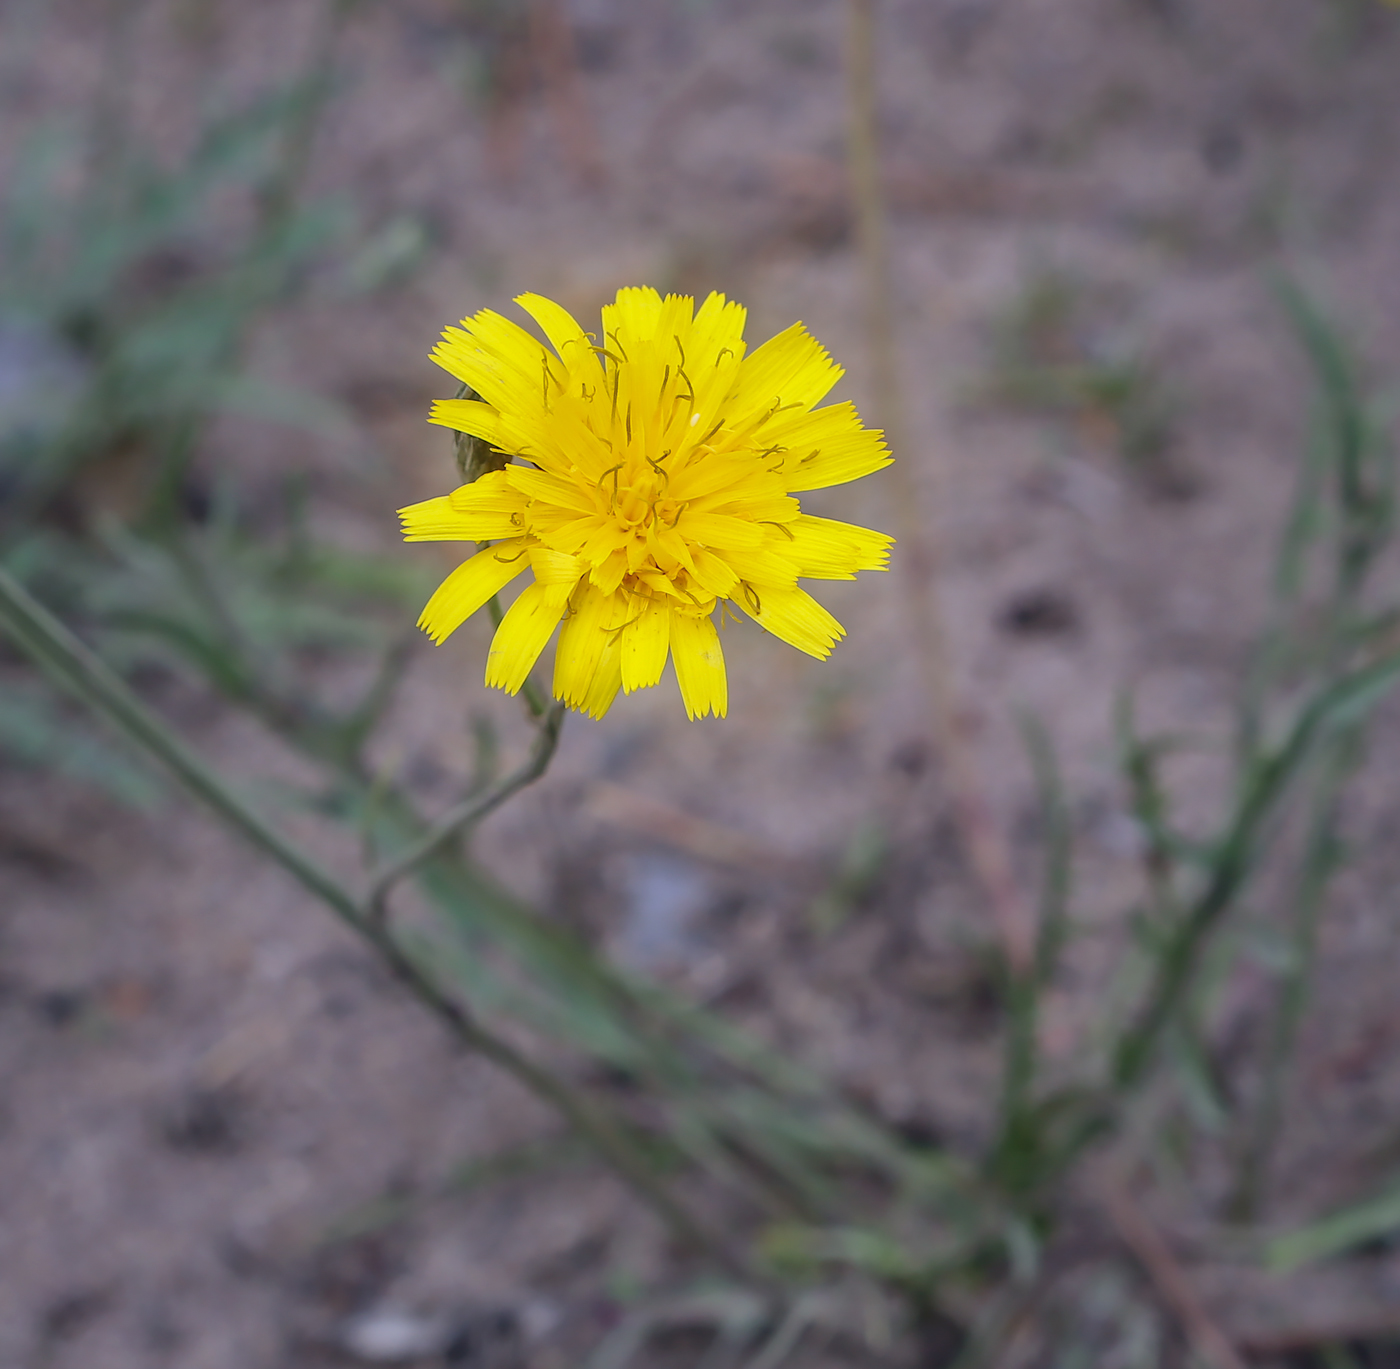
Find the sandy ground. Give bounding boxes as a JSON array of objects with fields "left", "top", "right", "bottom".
[{"left": 4, "top": 1, "right": 1400, "bottom": 1365}]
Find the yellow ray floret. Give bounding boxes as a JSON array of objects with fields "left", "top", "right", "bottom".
[{"left": 401, "top": 286, "right": 894, "bottom": 719}]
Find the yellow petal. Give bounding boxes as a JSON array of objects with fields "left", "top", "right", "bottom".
[
  {"left": 580, "top": 632, "right": 625, "bottom": 718},
  {"left": 715, "top": 545, "right": 801, "bottom": 590},
  {"left": 736, "top": 582, "right": 844, "bottom": 659},
  {"left": 527, "top": 544, "right": 586, "bottom": 585},
  {"left": 767, "top": 402, "right": 892, "bottom": 492},
  {"left": 400, "top": 471, "right": 529, "bottom": 541},
  {"left": 671, "top": 610, "right": 727, "bottom": 720},
  {"left": 449, "top": 469, "right": 523, "bottom": 510},
  {"left": 785, "top": 514, "right": 894, "bottom": 580},
  {"left": 620, "top": 597, "right": 671, "bottom": 693},
  {"left": 670, "top": 452, "right": 775, "bottom": 502},
  {"left": 429, "top": 396, "right": 509, "bottom": 445},
  {"left": 709, "top": 494, "right": 801, "bottom": 525},
  {"left": 466, "top": 309, "right": 555, "bottom": 378},
  {"left": 430, "top": 317, "right": 541, "bottom": 410},
  {"left": 399, "top": 496, "right": 490, "bottom": 542},
  {"left": 590, "top": 547, "right": 630, "bottom": 596},
  {"left": 515, "top": 292, "right": 600, "bottom": 370},
  {"left": 505, "top": 464, "right": 600, "bottom": 514},
  {"left": 684, "top": 292, "right": 749, "bottom": 416},
  {"left": 602, "top": 286, "right": 667, "bottom": 346},
  {"left": 687, "top": 546, "right": 740, "bottom": 599},
  {"left": 730, "top": 322, "right": 842, "bottom": 418},
  {"left": 680, "top": 512, "right": 766, "bottom": 550},
  {"left": 690, "top": 292, "right": 748, "bottom": 364},
  {"left": 417, "top": 540, "right": 529, "bottom": 645},
  {"left": 553, "top": 584, "right": 621, "bottom": 709},
  {"left": 484, "top": 578, "right": 572, "bottom": 694}
]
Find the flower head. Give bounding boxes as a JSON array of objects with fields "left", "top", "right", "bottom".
[{"left": 400, "top": 287, "right": 893, "bottom": 719}]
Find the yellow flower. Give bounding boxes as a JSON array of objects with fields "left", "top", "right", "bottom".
[{"left": 400, "top": 287, "right": 893, "bottom": 720}]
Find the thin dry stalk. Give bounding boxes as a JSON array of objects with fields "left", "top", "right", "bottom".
[
  {"left": 1104, "top": 1177, "right": 1248, "bottom": 1369},
  {"left": 843, "top": 0, "right": 1032, "bottom": 973}
]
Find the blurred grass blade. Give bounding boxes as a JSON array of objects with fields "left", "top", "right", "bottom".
[
  {"left": 208, "top": 374, "right": 357, "bottom": 436},
  {"left": 1020, "top": 712, "right": 1072, "bottom": 984},
  {"left": 1099, "top": 646, "right": 1400, "bottom": 1130},
  {"left": 0, "top": 564, "right": 364, "bottom": 923},
  {"left": 1271, "top": 272, "right": 1394, "bottom": 599},
  {"left": 0, "top": 568, "right": 738, "bottom": 1268},
  {"left": 1266, "top": 1178, "right": 1400, "bottom": 1272},
  {"left": 0, "top": 682, "right": 161, "bottom": 806}
]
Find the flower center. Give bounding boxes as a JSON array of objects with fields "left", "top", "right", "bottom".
[{"left": 607, "top": 469, "right": 679, "bottom": 535}]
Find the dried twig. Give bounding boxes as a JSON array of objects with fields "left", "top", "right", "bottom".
[
  {"left": 1104, "top": 1177, "right": 1248, "bottom": 1369},
  {"left": 843, "top": 0, "right": 1032, "bottom": 973}
]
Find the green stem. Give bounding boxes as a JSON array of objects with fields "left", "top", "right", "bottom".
[
  {"left": 0, "top": 567, "right": 745, "bottom": 1279},
  {"left": 1112, "top": 660, "right": 1374, "bottom": 1091},
  {"left": 1228, "top": 733, "right": 1354, "bottom": 1219},
  {"left": 990, "top": 974, "right": 1041, "bottom": 1195},
  {"left": 0, "top": 567, "right": 358, "bottom": 920},
  {"left": 365, "top": 700, "right": 564, "bottom": 922},
  {"left": 1038, "top": 646, "right": 1400, "bottom": 1179},
  {"left": 989, "top": 717, "right": 1071, "bottom": 1195},
  {"left": 486, "top": 590, "right": 550, "bottom": 718}
]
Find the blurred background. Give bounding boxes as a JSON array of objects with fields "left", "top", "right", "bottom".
[{"left": 4, "top": 1, "right": 1400, "bottom": 1366}]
